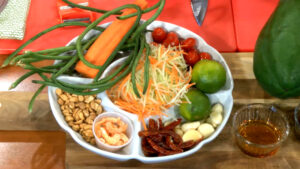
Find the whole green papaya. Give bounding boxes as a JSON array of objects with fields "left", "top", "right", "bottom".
[{"left": 253, "top": 0, "right": 300, "bottom": 98}]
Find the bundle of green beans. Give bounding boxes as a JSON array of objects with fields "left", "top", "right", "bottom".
[{"left": 1, "top": 0, "right": 166, "bottom": 112}]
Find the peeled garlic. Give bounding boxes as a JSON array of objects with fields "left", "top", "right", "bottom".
[
  {"left": 182, "top": 130, "right": 203, "bottom": 142},
  {"left": 211, "top": 103, "right": 223, "bottom": 114},
  {"left": 206, "top": 118, "right": 217, "bottom": 128},
  {"left": 210, "top": 111, "right": 223, "bottom": 126},
  {"left": 175, "top": 128, "right": 184, "bottom": 137},
  {"left": 198, "top": 123, "right": 215, "bottom": 138},
  {"left": 181, "top": 121, "right": 201, "bottom": 132}
]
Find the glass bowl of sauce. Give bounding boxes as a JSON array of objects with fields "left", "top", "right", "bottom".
[{"left": 232, "top": 104, "right": 289, "bottom": 158}]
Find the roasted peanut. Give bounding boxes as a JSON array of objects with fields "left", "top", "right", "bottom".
[
  {"left": 65, "top": 115, "right": 74, "bottom": 122},
  {"left": 84, "top": 95, "right": 94, "bottom": 103},
  {"left": 58, "top": 98, "right": 64, "bottom": 105},
  {"left": 78, "top": 95, "right": 84, "bottom": 102},
  {"left": 83, "top": 124, "right": 92, "bottom": 130},
  {"left": 56, "top": 88, "right": 62, "bottom": 95},
  {"left": 72, "top": 124, "right": 80, "bottom": 131},
  {"left": 56, "top": 89, "right": 103, "bottom": 145},
  {"left": 60, "top": 94, "right": 68, "bottom": 101},
  {"left": 83, "top": 110, "right": 89, "bottom": 118},
  {"left": 86, "top": 118, "right": 94, "bottom": 124},
  {"left": 90, "top": 138, "right": 96, "bottom": 145},
  {"left": 74, "top": 120, "right": 83, "bottom": 125}
]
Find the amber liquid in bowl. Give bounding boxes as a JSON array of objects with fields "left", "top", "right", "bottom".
[{"left": 237, "top": 120, "right": 281, "bottom": 157}]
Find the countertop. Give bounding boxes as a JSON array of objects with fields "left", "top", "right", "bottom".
[{"left": 0, "top": 52, "right": 300, "bottom": 169}]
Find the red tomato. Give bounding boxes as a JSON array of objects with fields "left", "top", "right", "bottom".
[
  {"left": 152, "top": 27, "right": 167, "bottom": 43},
  {"left": 184, "top": 49, "right": 200, "bottom": 66},
  {"left": 199, "top": 52, "right": 212, "bottom": 60},
  {"left": 181, "top": 38, "right": 196, "bottom": 51},
  {"left": 162, "top": 32, "right": 180, "bottom": 47}
]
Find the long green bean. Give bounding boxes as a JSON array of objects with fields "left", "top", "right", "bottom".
[
  {"left": 9, "top": 61, "right": 65, "bottom": 89},
  {"left": 18, "top": 61, "right": 66, "bottom": 73},
  {"left": 27, "top": 52, "right": 73, "bottom": 60},
  {"left": 11, "top": 33, "right": 99, "bottom": 65},
  {"left": 19, "top": 58, "right": 45, "bottom": 64},
  {"left": 52, "top": 56, "right": 78, "bottom": 79},
  {"left": 62, "top": 0, "right": 160, "bottom": 20},
  {"left": 28, "top": 85, "right": 46, "bottom": 113},
  {"left": 21, "top": 65, "right": 58, "bottom": 73},
  {"left": 131, "top": 36, "right": 145, "bottom": 98},
  {"left": 82, "top": 34, "right": 100, "bottom": 50},
  {"left": 9, "top": 71, "right": 36, "bottom": 90},
  {"left": 143, "top": 42, "right": 150, "bottom": 94},
  {"left": 10, "top": 45, "right": 76, "bottom": 65},
  {"left": 33, "top": 50, "right": 137, "bottom": 95},
  {"left": 130, "top": 0, "right": 165, "bottom": 41},
  {"left": 118, "top": 0, "right": 161, "bottom": 20},
  {"left": 2, "top": 22, "right": 104, "bottom": 67}
]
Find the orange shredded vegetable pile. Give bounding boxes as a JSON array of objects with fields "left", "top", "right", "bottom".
[{"left": 107, "top": 44, "right": 193, "bottom": 129}]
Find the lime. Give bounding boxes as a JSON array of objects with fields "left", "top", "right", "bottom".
[
  {"left": 192, "top": 60, "right": 226, "bottom": 93},
  {"left": 179, "top": 88, "right": 211, "bottom": 121}
]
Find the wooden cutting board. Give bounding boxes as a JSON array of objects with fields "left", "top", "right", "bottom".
[{"left": 0, "top": 131, "right": 66, "bottom": 169}]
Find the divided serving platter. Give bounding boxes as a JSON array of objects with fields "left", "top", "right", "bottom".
[{"left": 48, "top": 21, "right": 234, "bottom": 163}]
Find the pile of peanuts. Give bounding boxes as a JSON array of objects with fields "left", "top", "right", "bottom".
[
  {"left": 56, "top": 88, "right": 103, "bottom": 145},
  {"left": 164, "top": 103, "right": 224, "bottom": 142}
]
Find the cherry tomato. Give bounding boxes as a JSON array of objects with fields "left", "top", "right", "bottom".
[
  {"left": 162, "top": 32, "right": 180, "bottom": 47},
  {"left": 199, "top": 52, "right": 212, "bottom": 60},
  {"left": 152, "top": 27, "right": 167, "bottom": 43},
  {"left": 184, "top": 49, "right": 200, "bottom": 66},
  {"left": 181, "top": 38, "right": 196, "bottom": 51}
]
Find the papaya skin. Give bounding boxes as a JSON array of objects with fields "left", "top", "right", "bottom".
[{"left": 253, "top": 0, "right": 300, "bottom": 98}]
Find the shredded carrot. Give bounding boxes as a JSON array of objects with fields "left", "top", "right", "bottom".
[{"left": 107, "top": 44, "right": 193, "bottom": 129}]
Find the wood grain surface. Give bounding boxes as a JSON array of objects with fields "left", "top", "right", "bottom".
[
  {"left": 0, "top": 131, "right": 65, "bottom": 169},
  {"left": 0, "top": 53, "right": 300, "bottom": 169}
]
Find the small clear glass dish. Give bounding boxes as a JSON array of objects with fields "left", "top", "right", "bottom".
[
  {"left": 294, "top": 104, "right": 300, "bottom": 139},
  {"left": 232, "top": 104, "right": 289, "bottom": 158}
]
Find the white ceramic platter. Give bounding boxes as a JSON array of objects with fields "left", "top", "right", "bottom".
[{"left": 48, "top": 21, "right": 234, "bottom": 163}]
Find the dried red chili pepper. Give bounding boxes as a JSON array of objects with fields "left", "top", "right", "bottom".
[
  {"left": 166, "top": 136, "right": 182, "bottom": 151},
  {"left": 180, "top": 140, "right": 197, "bottom": 149},
  {"left": 148, "top": 119, "right": 159, "bottom": 130},
  {"left": 158, "top": 118, "right": 163, "bottom": 130},
  {"left": 141, "top": 137, "right": 157, "bottom": 155},
  {"left": 139, "top": 118, "right": 201, "bottom": 157},
  {"left": 160, "top": 130, "right": 183, "bottom": 145},
  {"left": 138, "top": 130, "right": 160, "bottom": 137},
  {"left": 147, "top": 138, "right": 183, "bottom": 155},
  {"left": 151, "top": 134, "right": 163, "bottom": 142}
]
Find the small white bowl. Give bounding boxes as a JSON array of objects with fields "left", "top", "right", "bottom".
[{"left": 92, "top": 112, "right": 134, "bottom": 152}]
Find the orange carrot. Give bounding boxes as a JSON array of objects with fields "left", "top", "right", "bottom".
[{"left": 75, "top": 0, "right": 148, "bottom": 78}]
